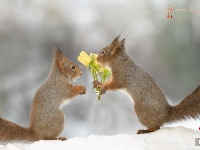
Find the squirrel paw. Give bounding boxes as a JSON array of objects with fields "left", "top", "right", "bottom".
[
  {"left": 55, "top": 137, "right": 67, "bottom": 141},
  {"left": 45, "top": 137, "right": 67, "bottom": 141},
  {"left": 99, "top": 86, "right": 107, "bottom": 95},
  {"left": 136, "top": 126, "right": 160, "bottom": 134},
  {"left": 77, "top": 86, "right": 86, "bottom": 95},
  {"left": 92, "top": 80, "right": 102, "bottom": 88}
]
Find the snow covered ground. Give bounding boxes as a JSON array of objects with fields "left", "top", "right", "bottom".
[{"left": 0, "top": 127, "right": 200, "bottom": 150}]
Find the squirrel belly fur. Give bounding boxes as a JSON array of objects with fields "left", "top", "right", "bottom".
[
  {"left": 0, "top": 47, "right": 86, "bottom": 141},
  {"left": 93, "top": 36, "right": 200, "bottom": 134}
]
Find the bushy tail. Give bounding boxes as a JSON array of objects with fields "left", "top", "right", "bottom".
[
  {"left": 167, "top": 85, "right": 200, "bottom": 123},
  {"left": 0, "top": 118, "right": 37, "bottom": 142}
]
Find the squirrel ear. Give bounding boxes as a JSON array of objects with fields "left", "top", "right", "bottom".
[
  {"left": 53, "top": 46, "right": 65, "bottom": 70},
  {"left": 53, "top": 46, "right": 64, "bottom": 57},
  {"left": 110, "top": 38, "right": 126, "bottom": 55},
  {"left": 111, "top": 36, "right": 120, "bottom": 45},
  {"left": 110, "top": 45, "right": 118, "bottom": 56},
  {"left": 120, "top": 38, "right": 125, "bottom": 48}
]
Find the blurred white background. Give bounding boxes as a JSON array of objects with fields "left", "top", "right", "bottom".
[{"left": 0, "top": 0, "right": 200, "bottom": 138}]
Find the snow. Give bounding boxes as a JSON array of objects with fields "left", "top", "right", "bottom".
[
  {"left": 0, "top": 127, "right": 200, "bottom": 150},
  {"left": 165, "top": 118, "right": 200, "bottom": 130}
]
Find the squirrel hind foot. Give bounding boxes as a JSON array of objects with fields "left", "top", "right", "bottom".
[
  {"left": 136, "top": 126, "right": 160, "bottom": 134},
  {"left": 44, "top": 137, "right": 67, "bottom": 141},
  {"left": 55, "top": 137, "right": 67, "bottom": 141}
]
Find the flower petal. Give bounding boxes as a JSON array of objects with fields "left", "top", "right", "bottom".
[{"left": 78, "top": 51, "right": 92, "bottom": 67}]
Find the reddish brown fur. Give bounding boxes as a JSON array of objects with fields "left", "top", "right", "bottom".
[
  {"left": 93, "top": 36, "right": 200, "bottom": 134},
  {"left": 0, "top": 118, "right": 37, "bottom": 141},
  {"left": 0, "top": 47, "right": 86, "bottom": 141}
]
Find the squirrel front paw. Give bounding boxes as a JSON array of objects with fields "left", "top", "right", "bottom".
[
  {"left": 92, "top": 80, "right": 102, "bottom": 88},
  {"left": 77, "top": 86, "right": 86, "bottom": 95},
  {"left": 99, "top": 86, "right": 107, "bottom": 95}
]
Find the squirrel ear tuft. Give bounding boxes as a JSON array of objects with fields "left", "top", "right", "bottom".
[
  {"left": 120, "top": 38, "right": 126, "bottom": 48},
  {"left": 53, "top": 46, "right": 64, "bottom": 57},
  {"left": 111, "top": 35, "right": 120, "bottom": 45}
]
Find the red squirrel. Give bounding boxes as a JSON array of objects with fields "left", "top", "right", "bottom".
[
  {"left": 93, "top": 36, "right": 200, "bottom": 134},
  {"left": 0, "top": 47, "right": 86, "bottom": 141}
]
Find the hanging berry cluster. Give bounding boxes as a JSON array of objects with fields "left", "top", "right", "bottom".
[
  {"left": 167, "top": 5, "right": 173, "bottom": 19},
  {"left": 166, "top": 4, "right": 200, "bottom": 19}
]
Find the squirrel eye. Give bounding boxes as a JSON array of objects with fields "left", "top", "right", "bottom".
[
  {"left": 100, "top": 50, "right": 105, "bottom": 55},
  {"left": 70, "top": 65, "right": 76, "bottom": 70}
]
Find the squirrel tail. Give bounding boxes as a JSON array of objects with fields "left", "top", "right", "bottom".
[
  {"left": 167, "top": 85, "right": 200, "bottom": 123},
  {"left": 0, "top": 118, "right": 37, "bottom": 142}
]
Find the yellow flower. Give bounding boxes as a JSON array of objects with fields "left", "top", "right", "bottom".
[
  {"left": 90, "top": 53, "right": 99, "bottom": 65},
  {"left": 99, "top": 68, "right": 104, "bottom": 73},
  {"left": 90, "top": 53, "right": 98, "bottom": 59},
  {"left": 99, "top": 68, "right": 110, "bottom": 73},
  {"left": 77, "top": 51, "right": 92, "bottom": 67},
  {"left": 77, "top": 51, "right": 111, "bottom": 100}
]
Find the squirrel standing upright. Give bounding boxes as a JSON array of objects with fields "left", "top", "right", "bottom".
[
  {"left": 93, "top": 36, "right": 200, "bottom": 134},
  {"left": 0, "top": 47, "right": 86, "bottom": 141}
]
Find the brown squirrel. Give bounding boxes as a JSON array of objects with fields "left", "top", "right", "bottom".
[
  {"left": 0, "top": 47, "right": 86, "bottom": 141},
  {"left": 93, "top": 36, "right": 200, "bottom": 134}
]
